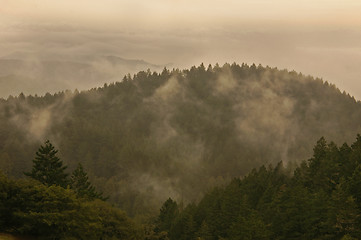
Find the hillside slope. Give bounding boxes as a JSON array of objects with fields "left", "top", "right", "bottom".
[{"left": 0, "top": 63, "right": 360, "bottom": 216}]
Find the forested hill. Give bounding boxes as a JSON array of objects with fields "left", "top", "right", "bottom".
[
  {"left": 1, "top": 63, "right": 361, "bottom": 217},
  {"left": 154, "top": 136, "right": 361, "bottom": 240}
]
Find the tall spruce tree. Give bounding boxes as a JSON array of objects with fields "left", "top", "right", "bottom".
[
  {"left": 70, "top": 163, "right": 105, "bottom": 200},
  {"left": 156, "top": 198, "right": 179, "bottom": 233},
  {"left": 24, "top": 140, "right": 68, "bottom": 187}
]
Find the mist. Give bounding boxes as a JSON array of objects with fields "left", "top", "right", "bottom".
[{"left": 1, "top": 0, "right": 361, "bottom": 99}]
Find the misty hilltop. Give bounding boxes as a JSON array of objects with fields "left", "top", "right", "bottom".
[
  {"left": 0, "top": 54, "right": 163, "bottom": 98},
  {"left": 1, "top": 63, "right": 361, "bottom": 217}
]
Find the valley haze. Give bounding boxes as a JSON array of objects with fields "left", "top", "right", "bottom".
[{"left": 0, "top": 0, "right": 361, "bottom": 100}]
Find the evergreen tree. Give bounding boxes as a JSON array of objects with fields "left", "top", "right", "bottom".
[
  {"left": 328, "top": 181, "right": 359, "bottom": 238},
  {"left": 309, "top": 137, "right": 328, "bottom": 174},
  {"left": 348, "top": 164, "right": 361, "bottom": 206},
  {"left": 197, "top": 221, "right": 213, "bottom": 240},
  {"left": 0, "top": 173, "right": 138, "bottom": 239},
  {"left": 156, "top": 198, "right": 179, "bottom": 233},
  {"left": 228, "top": 211, "right": 270, "bottom": 240},
  {"left": 24, "top": 140, "right": 68, "bottom": 187},
  {"left": 70, "top": 163, "right": 105, "bottom": 200}
]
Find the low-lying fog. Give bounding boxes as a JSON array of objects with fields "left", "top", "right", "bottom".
[{"left": 1, "top": 0, "right": 361, "bottom": 100}]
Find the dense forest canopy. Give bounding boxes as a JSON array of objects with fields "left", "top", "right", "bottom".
[
  {"left": 0, "top": 172, "right": 138, "bottom": 240},
  {"left": 2, "top": 134, "right": 361, "bottom": 239},
  {"left": 0, "top": 141, "right": 132, "bottom": 239},
  {"left": 1, "top": 63, "right": 361, "bottom": 217},
  {"left": 154, "top": 135, "right": 361, "bottom": 240}
]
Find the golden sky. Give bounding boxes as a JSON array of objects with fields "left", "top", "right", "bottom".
[
  {"left": 1, "top": 0, "right": 361, "bottom": 99},
  {"left": 1, "top": 0, "right": 361, "bottom": 29}
]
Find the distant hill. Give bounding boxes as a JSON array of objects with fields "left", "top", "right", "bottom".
[
  {"left": 0, "top": 63, "right": 360, "bottom": 217},
  {"left": 0, "top": 55, "right": 163, "bottom": 98}
]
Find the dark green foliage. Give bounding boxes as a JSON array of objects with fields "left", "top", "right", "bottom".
[
  {"left": 155, "top": 198, "right": 179, "bottom": 233},
  {"left": 155, "top": 135, "right": 361, "bottom": 240},
  {"left": 169, "top": 204, "right": 196, "bottom": 240},
  {"left": 0, "top": 171, "right": 139, "bottom": 240},
  {"left": 227, "top": 211, "right": 270, "bottom": 240},
  {"left": 70, "top": 163, "right": 105, "bottom": 200},
  {"left": 328, "top": 181, "right": 359, "bottom": 238},
  {"left": 24, "top": 140, "right": 68, "bottom": 188}
]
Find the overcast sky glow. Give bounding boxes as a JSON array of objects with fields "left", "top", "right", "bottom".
[
  {"left": 2, "top": 0, "right": 361, "bottom": 29},
  {"left": 1, "top": 0, "right": 361, "bottom": 99}
]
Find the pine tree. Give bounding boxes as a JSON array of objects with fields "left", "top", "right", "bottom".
[
  {"left": 24, "top": 140, "right": 68, "bottom": 187},
  {"left": 70, "top": 163, "right": 105, "bottom": 200},
  {"left": 156, "top": 198, "right": 179, "bottom": 233}
]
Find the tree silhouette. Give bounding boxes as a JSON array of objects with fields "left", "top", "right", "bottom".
[
  {"left": 24, "top": 140, "right": 68, "bottom": 187},
  {"left": 70, "top": 163, "right": 106, "bottom": 200}
]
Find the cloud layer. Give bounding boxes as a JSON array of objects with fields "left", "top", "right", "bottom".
[{"left": 1, "top": 1, "right": 361, "bottom": 99}]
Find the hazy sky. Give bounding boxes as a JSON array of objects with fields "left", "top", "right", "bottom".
[
  {"left": 1, "top": 0, "right": 361, "bottom": 99},
  {"left": 2, "top": 0, "right": 361, "bottom": 28}
]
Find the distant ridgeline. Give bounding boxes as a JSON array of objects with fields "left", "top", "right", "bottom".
[{"left": 0, "top": 63, "right": 361, "bottom": 217}]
